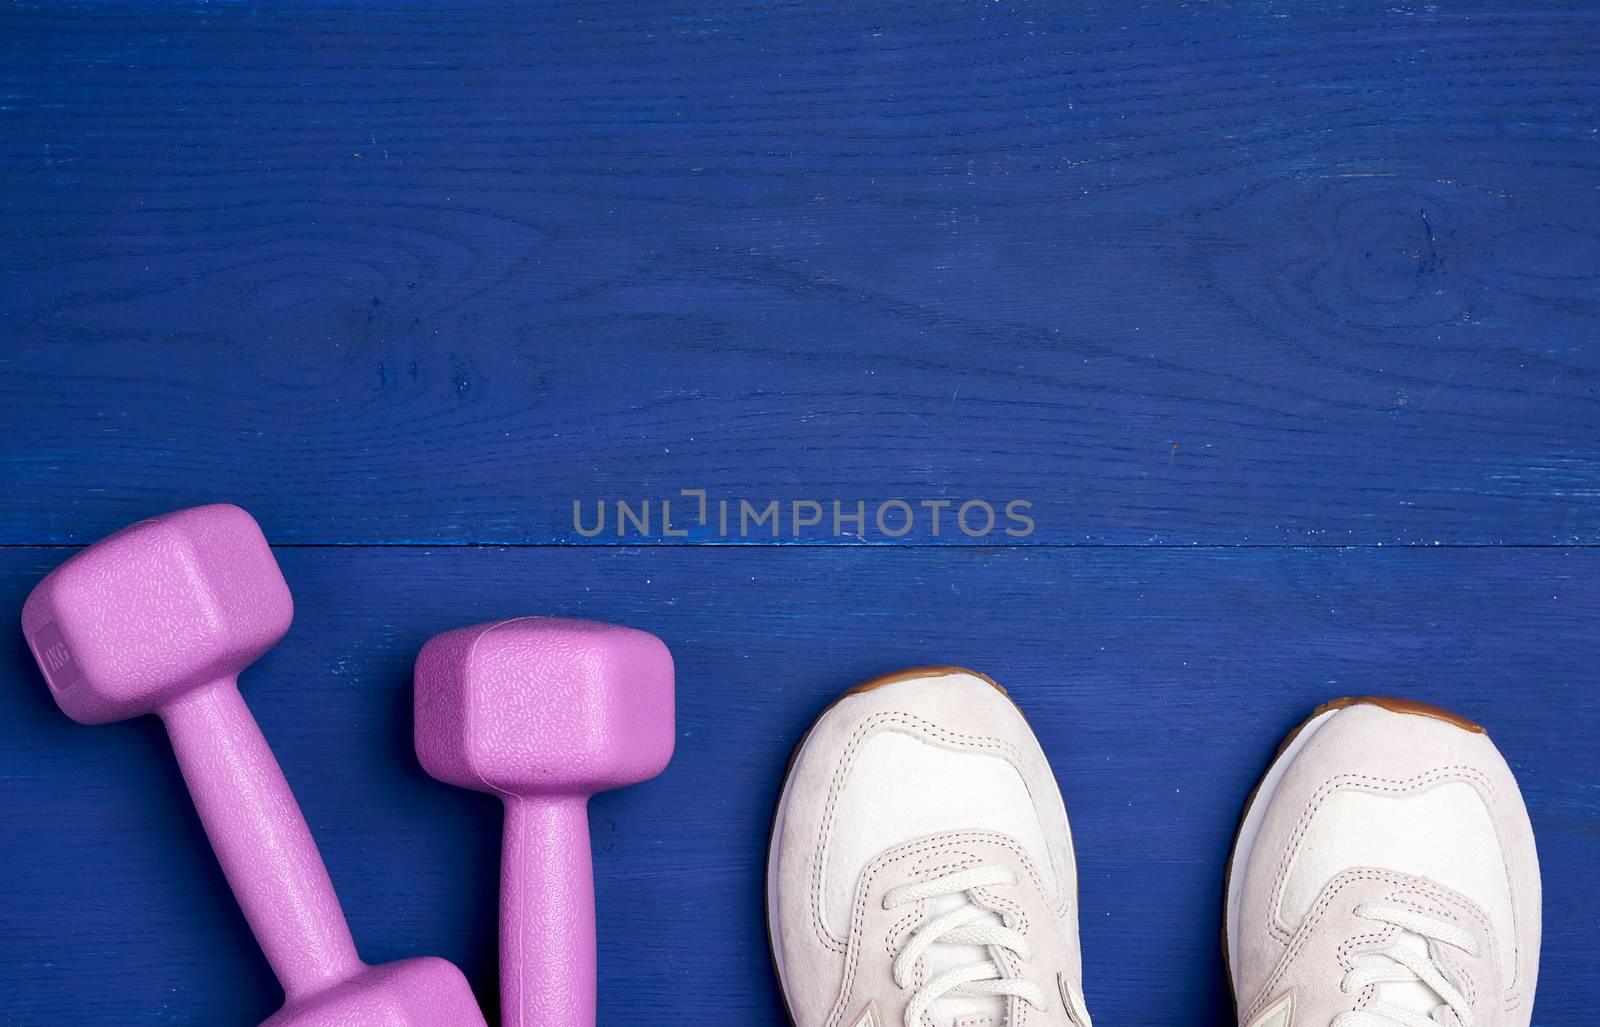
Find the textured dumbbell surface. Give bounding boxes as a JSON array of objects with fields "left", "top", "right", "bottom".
[
  {"left": 415, "top": 617, "right": 675, "bottom": 793},
  {"left": 260, "top": 957, "right": 487, "bottom": 1027},
  {"left": 23, "top": 505, "right": 486, "bottom": 1027},
  {"left": 416, "top": 617, "right": 675, "bottom": 1027},
  {"left": 23, "top": 503, "right": 294, "bottom": 724}
]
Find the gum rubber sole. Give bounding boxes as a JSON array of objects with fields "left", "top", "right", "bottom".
[
  {"left": 1308, "top": 695, "right": 1483, "bottom": 735},
  {"left": 764, "top": 665, "right": 1009, "bottom": 1026},
  {"left": 1220, "top": 695, "right": 1486, "bottom": 1008}
]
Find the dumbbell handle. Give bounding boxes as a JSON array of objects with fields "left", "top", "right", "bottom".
[
  {"left": 501, "top": 795, "right": 597, "bottom": 1027},
  {"left": 160, "top": 677, "right": 364, "bottom": 1000}
]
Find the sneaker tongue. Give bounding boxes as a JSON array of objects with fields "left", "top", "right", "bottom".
[{"left": 922, "top": 894, "right": 1007, "bottom": 1027}]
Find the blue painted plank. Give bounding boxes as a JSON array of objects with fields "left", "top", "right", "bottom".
[
  {"left": 2, "top": 3, "right": 1598, "bottom": 545},
  {"left": 1, "top": 545, "right": 1594, "bottom": 1024}
]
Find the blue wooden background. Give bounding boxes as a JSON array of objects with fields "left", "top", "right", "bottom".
[{"left": 1, "top": 3, "right": 1596, "bottom": 1025}]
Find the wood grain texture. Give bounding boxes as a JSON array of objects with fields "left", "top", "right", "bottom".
[
  {"left": 1, "top": 4, "right": 1596, "bottom": 1025},
  {"left": 0, "top": 545, "right": 1595, "bottom": 1025},
  {"left": 2, "top": 2, "right": 1598, "bottom": 545}
]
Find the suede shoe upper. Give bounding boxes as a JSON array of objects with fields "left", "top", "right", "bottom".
[
  {"left": 768, "top": 669, "right": 1091, "bottom": 1027},
  {"left": 1229, "top": 702, "right": 1540, "bottom": 1027}
]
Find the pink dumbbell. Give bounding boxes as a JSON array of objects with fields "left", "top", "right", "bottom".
[
  {"left": 21, "top": 504, "right": 487, "bottom": 1027},
  {"left": 414, "top": 617, "right": 675, "bottom": 1027}
]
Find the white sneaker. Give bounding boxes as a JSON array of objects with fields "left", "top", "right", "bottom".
[
  {"left": 767, "top": 667, "right": 1092, "bottom": 1027},
  {"left": 1226, "top": 698, "right": 1541, "bottom": 1027}
]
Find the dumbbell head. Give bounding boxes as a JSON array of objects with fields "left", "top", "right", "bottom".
[
  {"left": 262, "top": 957, "right": 485, "bottom": 1027},
  {"left": 414, "top": 617, "right": 675, "bottom": 797},
  {"left": 21, "top": 504, "right": 293, "bottom": 724}
]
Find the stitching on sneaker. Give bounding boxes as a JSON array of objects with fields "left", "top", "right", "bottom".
[
  {"left": 809, "top": 710, "right": 1025, "bottom": 951},
  {"left": 824, "top": 831, "right": 1053, "bottom": 1027}
]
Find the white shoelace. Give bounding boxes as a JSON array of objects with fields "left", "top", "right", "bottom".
[
  {"left": 1331, "top": 903, "right": 1480, "bottom": 1027},
  {"left": 882, "top": 865, "right": 1045, "bottom": 1027}
]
